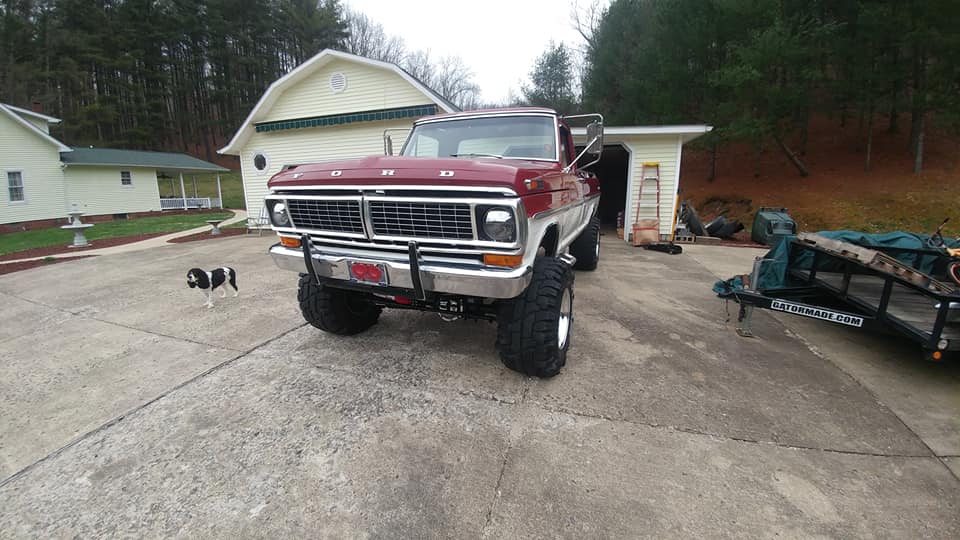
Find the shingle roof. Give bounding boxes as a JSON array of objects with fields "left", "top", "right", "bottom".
[
  {"left": 3, "top": 103, "right": 62, "bottom": 124},
  {"left": 61, "top": 147, "right": 230, "bottom": 173}
]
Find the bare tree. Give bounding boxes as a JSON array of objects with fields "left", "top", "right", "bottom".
[
  {"left": 402, "top": 49, "right": 435, "bottom": 85},
  {"left": 571, "top": 0, "right": 604, "bottom": 54},
  {"left": 342, "top": 9, "right": 406, "bottom": 64},
  {"left": 428, "top": 55, "right": 482, "bottom": 110}
]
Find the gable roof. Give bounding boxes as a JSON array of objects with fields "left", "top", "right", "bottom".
[
  {"left": 0, "top": 104, "right": 72, "bottom": 152},
  {"left": 3, "top": 103, "right": 62, "bottom": 124},
  {"left": 62, "top": 147, "right": 229, "bottom": 173},
  {"left": 219, "top": 49, "right": 459, "bottom": 155}
]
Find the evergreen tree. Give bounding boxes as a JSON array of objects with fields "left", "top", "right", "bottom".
[{"left": 522, "top": 41, "right": 578, "bottom": 114}]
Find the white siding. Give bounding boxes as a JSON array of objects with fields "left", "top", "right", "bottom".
[
  {"left": 617, "top": 135, "right": 681, "bottom": 239},
  {"left": 241, "top": 119, "right": 412, "bottom": 216},
  {"left": 63, "top": 166, "right": 161, "bottom": 216},
  {"left": 0, "top": 111, "right": 68, "bottom": 224},
  {"left": 267, "top": 59, "right": 431, "bottom": 121}
]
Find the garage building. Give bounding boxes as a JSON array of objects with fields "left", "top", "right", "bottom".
[
  {"left": 574, "top": 126, "right": 711, "bottom": 241},
  {"left": 218, "top": 49, "right": 458, "bottom": 217},
  {"left": 221, "top": 49, "right": 710, "bottom": 242}
]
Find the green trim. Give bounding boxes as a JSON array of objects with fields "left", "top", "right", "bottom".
[{"left": 254, "top": 104, "right": 439, "bottom": 133}]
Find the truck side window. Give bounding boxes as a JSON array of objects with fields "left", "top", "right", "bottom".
[{"left": 559, "top": 126, "right": 571, "bottom": 167}]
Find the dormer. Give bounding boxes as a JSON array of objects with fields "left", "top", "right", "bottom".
[{"left": 2, "top": 103, "right": 61, "bottom": 134}]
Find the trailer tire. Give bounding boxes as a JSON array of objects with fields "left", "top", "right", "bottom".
[
  {"left": 570, "top": 215, "right": 600, "bottom": 271},
  {"left": 496, "top": 258, "right": 574, "bottom": 378},
  {"left": 948, "top": 261, "right": 960, "bottom": 286},
  {"left": 298, "top": 274, "right": 381, "bottom": 335}
]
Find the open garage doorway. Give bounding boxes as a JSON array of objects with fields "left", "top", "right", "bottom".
[{"left": 581, "top": 144, "right": 630, "bottom": 227}]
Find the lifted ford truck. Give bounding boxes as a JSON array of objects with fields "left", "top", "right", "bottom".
[{"left": 265, "top": 108, "right": 603, "bottom": 377}]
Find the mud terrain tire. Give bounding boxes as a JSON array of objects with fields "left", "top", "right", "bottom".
[
  {"left": 298, "top": 274, "right": 381, "bottom": 335},
  {"left": 496, "top": 258, "right": 575, "bottom": 377}
]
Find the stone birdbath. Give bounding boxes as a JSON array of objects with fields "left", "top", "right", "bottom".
[
  {"left": 61, "top": 208, "right": 94, "bottom": 248},
  {"left": 206, "top": 218, "right": 224, "bottom": 235}
]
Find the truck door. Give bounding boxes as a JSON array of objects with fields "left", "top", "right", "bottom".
[{"left": 558, "top": 124, "right": 585, "bottom": 245}]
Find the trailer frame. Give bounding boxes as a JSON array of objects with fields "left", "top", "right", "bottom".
[{"left": 729, "top": 237, "right": 960, "bottom": 360}]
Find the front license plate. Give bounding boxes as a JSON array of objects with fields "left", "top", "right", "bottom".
[{"left": 347, "top": 261, "right": 388, "bottom": 286}]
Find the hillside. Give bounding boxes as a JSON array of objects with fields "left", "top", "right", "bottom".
[{"left": 680, "top": 117, "right": 960, "bottom": 238}]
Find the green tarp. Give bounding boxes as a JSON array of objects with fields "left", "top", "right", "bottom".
[{"left": 714, "top": 230, "right": 960, "bottom": 297}]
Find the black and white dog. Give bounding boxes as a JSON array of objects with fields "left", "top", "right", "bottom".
[{"left": 186, "top": 267, "right": 238, "bottom": 308}]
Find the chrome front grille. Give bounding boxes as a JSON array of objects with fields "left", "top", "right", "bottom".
[
  {"left": 287, "top": 199, "right": 363, "bottom": 234},
  {"left": 369, "top": 201, "right": 473, "bottom": 240}
]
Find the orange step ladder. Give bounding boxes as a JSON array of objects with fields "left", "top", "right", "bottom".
[{"left": 631, "top": 162, "right": 661, "bottom": 246}]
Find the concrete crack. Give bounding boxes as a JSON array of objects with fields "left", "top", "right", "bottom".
[
  {"left": 0, "top": 322, "right": 307, "bottom": 489},
  {"left": 532, "top": 402, "right": 937, "bottom": 459},
  {"left": 479, "top": 378, "right": 531, "bottom": 538},
  {"left": 0, "top": 290, "right": 245, "bottom": 352}
]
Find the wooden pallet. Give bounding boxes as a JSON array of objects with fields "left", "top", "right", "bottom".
[{"left": 797, "top": 233, "right": 955, "bottom": 294}]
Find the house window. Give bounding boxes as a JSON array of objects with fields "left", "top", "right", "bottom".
[
  {"left": 121, "top": 171, "right": 132, "bottom": 186},
  {"left": 7, "top": 171, "right": 24, "bottom": 202}
]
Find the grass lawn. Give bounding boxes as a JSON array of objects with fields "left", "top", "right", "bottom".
[
  {"left": 0, "top": 212, "right": 233, "bottom": 256},
  {"left": 157, "top": 172, "right": 245, "bottom": 209}
]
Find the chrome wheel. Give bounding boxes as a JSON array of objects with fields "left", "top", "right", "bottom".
[{"left": 558, "top": 287, "right": 572, "bottom": 349}]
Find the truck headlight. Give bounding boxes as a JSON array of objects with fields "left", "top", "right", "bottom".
[
  {"left": 270, "top": 202, "right": 290, "bottom": 227},
  {"left": 482, "top": 208, "right": 516, "bottom": 242}
]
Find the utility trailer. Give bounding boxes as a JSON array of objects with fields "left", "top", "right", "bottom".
[{"left": 720, "top": 233, "right": 960, "bottom": 361}]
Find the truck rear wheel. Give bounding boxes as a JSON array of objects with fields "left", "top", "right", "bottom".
[
  {"left": 297, "top": 274, "right": 381, "bottom": 335},
  {"left": 570, "top": 215, "right": 600, "bottom": 271},
  {"left": 496, "top": 258, "right": 574, "bottom": 378}
]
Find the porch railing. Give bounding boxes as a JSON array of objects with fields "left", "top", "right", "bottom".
[{"left": 160, "top": 197, "right": 222, "bottom": 210}]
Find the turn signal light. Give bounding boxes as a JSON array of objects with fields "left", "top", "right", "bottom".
[
  {"left": 280, "top": 236, "right": 301, "bottom": 248},
  {"left": 483, "top": 253, "right": 524, "bottom": 268},
  {"left": 932, "top": 351, "right": 943, "bottom": 361}
]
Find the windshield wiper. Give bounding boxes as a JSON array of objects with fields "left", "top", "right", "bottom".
[{"left": 450, "top": 152, "right": 504, "bottom": 159}]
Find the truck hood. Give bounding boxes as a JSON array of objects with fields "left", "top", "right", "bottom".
[{"left": 267, "top": 155, "right": 561, "bottom": 194}]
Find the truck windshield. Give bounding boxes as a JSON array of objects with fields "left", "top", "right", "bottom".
[{"left": 401, "top": 115, "right": 557, "bottom": 161}]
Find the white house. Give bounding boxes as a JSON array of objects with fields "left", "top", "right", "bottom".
[
  {"left": 220, "top": 49, "right": 710, "bottom": 242},
  {"left": 0, "top": 103, "right": 229, "bottom": 229},
  {"left": 0, "top": 104, "right": 72, "bottom": 226},
  {"left": 218, "top": 49, "right": 459, "bottom": 217}
]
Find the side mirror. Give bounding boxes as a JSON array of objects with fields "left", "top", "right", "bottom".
[
  {"left": 561, "top": 113, "right": 605, "bottom": 172},
  {"left": 586, "top": 121, "right": 603, "bottom": 155},
  {"left": 384, "top": 134, "right": 394, "bottom": 156}
]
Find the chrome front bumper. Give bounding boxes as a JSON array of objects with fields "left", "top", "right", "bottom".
[{"left": 269, "top": 241, "right": 532, "bottom": 299}]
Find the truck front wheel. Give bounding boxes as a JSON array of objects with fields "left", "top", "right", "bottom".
[
  {"left": 496, "top": 258, "right": 575, "bottom": 377},
  {"left": 297, "top": 274, "right": 382, "bottom": 335}
]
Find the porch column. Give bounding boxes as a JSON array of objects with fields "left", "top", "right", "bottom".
[
  {"left": 216, "top": 174, "right": 223, "bottom": 209},
  {"left": 179, "top": 172, "right": 187, "bottom": 210},
  {"left": 192, "top": 175, "right": 198, "bottom": 198}
]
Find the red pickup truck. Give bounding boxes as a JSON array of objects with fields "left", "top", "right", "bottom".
[{"left": 264, "top": 107, "right": 603, "bottom": 377}]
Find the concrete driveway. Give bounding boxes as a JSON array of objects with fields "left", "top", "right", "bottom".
[{"left": 0, "top": 234, "right": 957, "bottom": 538}]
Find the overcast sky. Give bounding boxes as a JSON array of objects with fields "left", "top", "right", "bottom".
[{"left": 343, "top": 0, "right": 607, "bottom": 104}]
